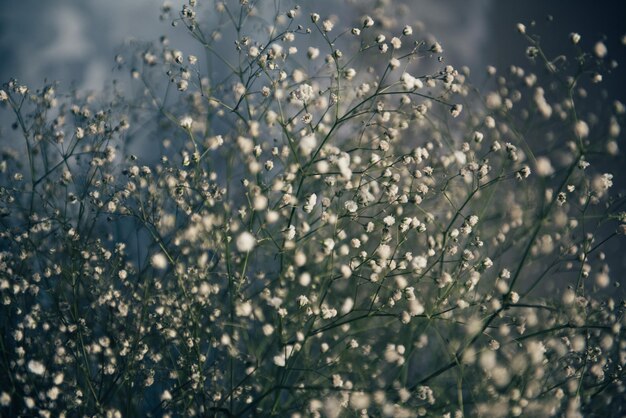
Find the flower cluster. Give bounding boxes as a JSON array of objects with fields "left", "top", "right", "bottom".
[{"left": 0, "top": 1, "right": 624, "bottom": 417}]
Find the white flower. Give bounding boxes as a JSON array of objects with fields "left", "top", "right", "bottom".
[
  {"left": 161, "top": 390, "right": 173, "bottom": 402},
  {"left": 344, "top": 68, "right": 356, "bottom": 80},
  {"left": 482, "top": 257, "right": 493, "bottom": 269},
  {"left": 296, "top": 83, "right": 314, "bottom": 104},
  {"left": 601, "top": 173, "right": 614, "bottom": 190},
  {"left": 401, "top": 72, "right": 422, "bottom": 90},
  {"left": 450, "top": 104, "right": 463, "bottom": 118},
  {"left": 307, "top": 47, "right": 319, "bottom": 60},
  {"left": 273, "top": 354, "right": 286, "bottom": 367},
  {"left": 236, "top": 231, "right": 256, "bottom": 252},
  {"left": 516, "top": 165, "right": 531, "bottom": 180},
  {"left": 363, "top": 16, "right": 374, "bottom": 28},
  {"left": 570, "top": 32, "right": 581, "bottom": 44},
  {"left": 28, "top": 360, "right": 46, "bottom": 376},
  {"left": 303, "top": 193, "right": 317, "bottom": 213},
  {"left": 179, "top": 116, "right": 193, "bottom": 130},
  {"left": 253, "top": 195, "right": 268, "bottom": 211},
  {"left": 297, "top": 295, "right": 310, "bottom": 307},
  {"left": 248, "top": 46, "right": 259, "bottom": 58},
  {"left": 377, "top": 244, "right": 392, "bottom": 260},
  {"left": 594, "top": 41, "right": 607, "bottom": 58},
  {"left": 284, "top": 225, "right": 296, "bottom": 240},
  {"left": 383, "top": 215, "right": 395, "bottom": 226},
  {"left": 574, "top": 120, "right": 589, "bottom": 138},
  {"left": 402, "top": 25, "right": 413, "bottom": 36},
  {"left": 390, "top": 37, "right": 402, "bottom": 49},
  {"left": 535, "top": 156, "right": 555, "bottom": 177},
  {"left": 299, "top": 133, "right": 317, "bottom": 156},
  {"left": 323, "top": 238, "right": 335, "bottom": 254},
  {"left": 344, "top": 200, "right": 358, "bottom": 213},
  {"left": 151, "top": 252, "right": 168, "bottom": 269},
  {"left": 0, "top": 90, "right": 8, "bottom": 102}
]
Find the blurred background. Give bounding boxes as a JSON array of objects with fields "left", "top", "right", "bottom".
[{"left": 1, "top": 0, "right": 625, "bottom": 94}]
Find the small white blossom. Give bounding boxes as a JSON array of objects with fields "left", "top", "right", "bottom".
[
  {"left": 450, "top": 104, "right": 463, "bottom": 118},
  {"left": 161, "top": 390, "right": 173, "bottom": 402},
  {"left": 236, "top": 231, "right": 256, "bottom": 252},
  {"left": 28, "top": 360, "right": 46, "bottom": 376},
  {"left": 344, "top": 200, "right": 358, "bottom": 213},
  {"left": 322, "top": 19, "right": 334, "bottom": 32},
  {"left": 303, "top": 193, "right": 317, "bottom": 213},
  {"left": 594, "top": 41, "right": 607, "bottom": 58},
  {"left": 307, "top": 47, "right": 319, "bottom": 60},
  {"left": 179, "top": 116, "right": 193, "bottom": 130},
  {"left": 151, "top": 253, "right": 168, "bottom": 269}
]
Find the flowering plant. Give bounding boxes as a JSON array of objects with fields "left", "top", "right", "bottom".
[{"left": 1, "top": 2, "right": 624, "bottom": 417}]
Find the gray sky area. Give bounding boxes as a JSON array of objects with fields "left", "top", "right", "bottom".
[
  {"left": 0, "top": 0, "right": 493, "bottom": 90},
  {"left": 1, "top": 0, "right": 625, "bottom": 94}
]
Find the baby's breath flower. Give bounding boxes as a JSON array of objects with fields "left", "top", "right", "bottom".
[
  {"left": 450, "top": 104, "right": 463, "bottom": 118},
  {"left": 179, "top": 116, "right": 193, "bottom": 130},
  {"left": 343, "top": 68, "right": 356, "bottom": 80},
  {"left": 177, "top": 79, "right": 188, "bottom": 91},
  {"left": 570, "top": 32, "right": 581, "bottom": 44},
  {"left": 236, "top": 231, "right": 256, "bottom": 252},
  {"left": 516, "top": 165, "right": 531, "bottom": 180},
  {"left": 296, "top": 83, "right": 314, "bottom": 104},
  {"left": 307, "top": 47, "right": 319, "bottom": 60},
  {"left": 430, "top": 42, "right": 443, "bottom": 54},
  {"left": 594, "top": 41, "right": 608, "bottom": 58},
  {"left": 574, "top": 120, "right": 589, "bottom": 138},
  {"left": 27, "top": 360, "right": 46, "bottom": 375},
  {"left": 0, "top": 392, "right": 10, "bottom": 407},
  {"left": 303, "top": 193, "right": 317, "bottom": 213},
  {"left": 322, "top": 19, "right": 334, "bottom": 32},
  {"left": 535, "top": 156, "right": 554, "bottom": 177},
  {"left": 151, "top": 253, "right": 168, "bottom": 270},
  {"left": 161, "top": 390, "right": 172, "bottom": 402}
]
